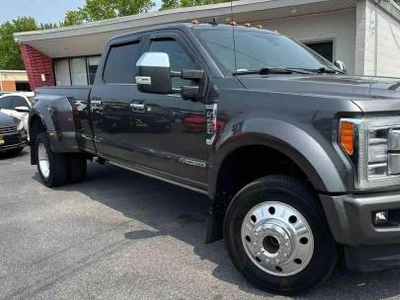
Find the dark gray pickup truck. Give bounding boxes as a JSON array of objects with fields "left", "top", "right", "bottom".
[{"left": 28, "top": 22, "right": 400, "bottom": 294}]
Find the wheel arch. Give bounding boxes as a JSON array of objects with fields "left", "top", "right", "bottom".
[{"left": 206, "top": 118, "right": 350, "bottom": 243}]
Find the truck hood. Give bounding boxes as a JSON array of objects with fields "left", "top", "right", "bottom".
[
  {"left": 238, "top": 75, "right": 400, "bottom": 113},
  {"left": 0, "top": 111, "right": 18, "bottom": 127}
]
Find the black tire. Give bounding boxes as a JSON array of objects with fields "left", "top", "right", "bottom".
[
  {"left": 224, "top": 175, "right": 337, "bottom": 295},
  {"left": 68, "top": 154, "right": 87, "bottom": 183},
  {"left": 35, "top": 133, "right": 68, "bottom": 187}
]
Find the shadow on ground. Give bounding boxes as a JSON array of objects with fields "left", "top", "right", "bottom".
[
  {"left": 0, "top": 149, "right": 28, "bottom": 160},
  {"left": 35, "top": 162, "right": 400, "bottom": 299}
]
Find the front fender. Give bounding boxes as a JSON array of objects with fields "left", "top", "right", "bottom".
[
  {"left": 29, "top": 94, "right": 79, "bottom": 153},
  {"left": 209, "top": 118, "right": 351, "bottom": 197}
]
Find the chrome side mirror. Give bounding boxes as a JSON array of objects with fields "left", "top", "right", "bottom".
[
  {"left": 334, "top": 60, "right": 347, "bottom": 74},
  {"left": 135, "top": 52, "right": 172, "bottom": 94}
]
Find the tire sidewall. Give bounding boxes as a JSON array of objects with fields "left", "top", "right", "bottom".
[
  {"left": 224, "top": 179, "right": 337, "bottom": 294},
  {"left": 35, "top": 134, "right": 51, "bottom": 185}
]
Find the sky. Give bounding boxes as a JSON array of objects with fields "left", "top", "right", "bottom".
[{"left": 0, "top": 0, "right": 162, "bottom": 25}]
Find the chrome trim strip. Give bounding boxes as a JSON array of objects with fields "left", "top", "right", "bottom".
[{"left": 108, "top": 160, "right": 208, "bottom": 196}]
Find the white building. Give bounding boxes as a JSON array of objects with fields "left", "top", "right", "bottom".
[{"left": 13, "top": 0, "right": 400, "bottom": 89}]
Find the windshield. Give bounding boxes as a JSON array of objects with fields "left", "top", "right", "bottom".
[{"left": 194, "top": 28, "right": 338, "bottom": 75}]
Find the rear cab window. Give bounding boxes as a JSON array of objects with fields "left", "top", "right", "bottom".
[{"left": 103, "top": 40, "right": 143, "bottom": 84}]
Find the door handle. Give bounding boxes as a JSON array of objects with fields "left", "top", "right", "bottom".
[
  {"left": 130, "top": 102, "right": 146, "bottom": 113},
  {"left": 90, "top": 100, "right": 103, "bottom": 113},
  {"left": 91, "top": 100, "right": 102, "bottom": 105}
]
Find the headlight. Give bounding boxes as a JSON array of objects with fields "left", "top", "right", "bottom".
[
  {"left": 340, "top": 117, "right": 400, "bottom": 189},
  {"left": 17, "top": 121, "right": 24, "bottom": 131}
]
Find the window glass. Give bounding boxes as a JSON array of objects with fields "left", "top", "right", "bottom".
[
  {"left": 195, "top": 29, "right": 336, "bottom": 74},
  {"left": 10, "top": 96, "right": 29, "bottom": 108},
  {"left": 0, "top": 97, "right": 11, "bottom": 109},
  {"left": 54, "top": 59, "right": 71, "bottom": 86},
  {"left": 87, "top": 56, "right": 101, "bottom": 85},
  {"left": 71, "top": 58, "right": 88, "bottom": 85},
  {"left": 149, "top": 39, "right": 197, "bottom": 88},
  {"left": 103, "top": 42, "right": 142, "bottom": 84},
  {"left": 306, "top": 41, "right": 333, "bottom": 62}
]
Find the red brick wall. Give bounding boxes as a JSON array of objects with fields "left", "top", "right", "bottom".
[{"left": 20, "top": 44, "right": 55, "bottom": 90}]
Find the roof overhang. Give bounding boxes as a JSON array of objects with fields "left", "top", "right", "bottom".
[{"left": 14, "top": 0, "right": 359, "bottom": 58}]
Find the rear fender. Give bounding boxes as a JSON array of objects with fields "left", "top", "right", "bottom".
[{"left": 29, "top": 94, "right": 79, "bottom": 154}]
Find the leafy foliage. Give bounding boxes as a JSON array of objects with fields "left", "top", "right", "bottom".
[
  {"left": 161, "top": 0, "right": 232, "bottom": 10},
  {"left": 63, "top": 0, "right": 155, "bottom": 25},
  {"left": 0, "top": 17, "right": 37, "bottom": 70}
]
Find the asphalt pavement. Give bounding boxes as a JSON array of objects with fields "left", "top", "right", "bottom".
[{"left": 1, "top": 149, "right": 400, "bottom": 300}]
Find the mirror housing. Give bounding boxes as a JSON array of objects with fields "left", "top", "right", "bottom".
[
  {"left": 334, "top": 60, "right": 347, "bottom": 74},
  {"left": 15, "top": 106, "right": 30, "bottom": 113},
  {"left": 135, "top": 52, "right": 206, "bottom": 102},
  {"left": 136, "top": 52, "right": 172, "bottom": 94}
]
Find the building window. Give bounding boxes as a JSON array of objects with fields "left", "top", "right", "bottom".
[
  {"left": 87, "top": 56, "right": 101, "bottom": 85},
  {"left": 54, "top": 56, "right": 101, "bottom": 86},
  {"left": 305, "top": 41, "right": 333, "bottom": 62},
  {"left": 54, "top": 59, "right": 71, "bottom": 86},
  {"left": 71, "top": 58, "right": 87, "bottom": 85}
]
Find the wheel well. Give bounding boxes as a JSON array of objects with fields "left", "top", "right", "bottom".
[
  {"left": 208, "top": 145, "right": 312, "bottom": 243},
  {"left": 29, "top": 115, "right": 46, "bottom": 145},
  {"left": 216, "top": 145, "right": 309, "bottom": 203}
]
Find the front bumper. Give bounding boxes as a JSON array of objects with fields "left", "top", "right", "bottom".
[
  {"left": 0, "top": 131, "right": 27, "bottom": 152},
  {"left": 321, "top": 192, "right": 400, "bottom": 271}
]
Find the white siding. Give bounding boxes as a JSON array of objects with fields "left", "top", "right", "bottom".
[
  {"left": 254, "top": 8, "right": 357, "bottom": 74},
  {"left": 357, "top": 0, "right": 400, "bottom": 77}
]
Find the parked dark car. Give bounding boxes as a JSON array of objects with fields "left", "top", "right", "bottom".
[
  {"left": 27, "top": 23, "right": 400, "bottom": 294},
  {"left": 0, "top": 111, "right": 27, "bottom": 154}
]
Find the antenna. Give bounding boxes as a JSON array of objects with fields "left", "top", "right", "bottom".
[{"left": 231, "top": 0, "right": 237, "bottom": 75}]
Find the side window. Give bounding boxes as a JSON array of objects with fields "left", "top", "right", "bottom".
[
  {"left": 103, "top": 41, "right": 142, "bottom": 84},
  {"left": 0, "top": 97, "right": 11, "bottom": 109},
  {"left": 11, "top": 96, "right": 29, "bottom": 109},
  {"left": 149, "top": 38, "right": 198, "bottom": 88}
]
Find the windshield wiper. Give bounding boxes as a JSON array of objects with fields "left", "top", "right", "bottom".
[
  {"left": 293, "top": 67, "right": 343, "bottom": 74},
  {"left": 234, "top": 67, "right": 311, "bottom": 76}
]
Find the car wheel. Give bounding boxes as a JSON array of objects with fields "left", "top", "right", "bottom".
[
  {"left": 35, "top": 133, "right": 68, "bottom": 187},
  {"left": 68, "top": 154, "right": 87, "bottom": 183},
  {"left": 224, "top": 175, "right": 337, "bottom": 295}
]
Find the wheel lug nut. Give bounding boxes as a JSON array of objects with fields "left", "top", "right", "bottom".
[{"left": 275, "top": 259, "right": 280, "bottom": 264}]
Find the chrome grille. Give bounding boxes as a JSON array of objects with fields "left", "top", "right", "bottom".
[{"left": 0, "top": 125, "right": 17, "bottom": 135}]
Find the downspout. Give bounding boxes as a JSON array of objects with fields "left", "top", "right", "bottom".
[
  {"left": 0, "top": 71, "right": 3, "bottom": 92},
  {"left": 374, "top": 9, "right": 379, "bottom": 76}
]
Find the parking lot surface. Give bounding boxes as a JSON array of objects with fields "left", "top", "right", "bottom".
[{"left": 1, "top": 149, "right": 400, "bottom": 300}]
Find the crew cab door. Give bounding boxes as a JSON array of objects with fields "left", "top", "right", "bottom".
[
  {"left": 90, "top": 36, "right": 144, "bottom": 160},
  {"left": 129, "top": 31, "right": 208, "bottom": 189}
]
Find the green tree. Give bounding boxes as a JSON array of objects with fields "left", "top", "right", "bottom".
[
  {"left": 63, "top": 0, "right": 155, "bottom": 26},
  {"left": 161, "top": 0, "right": 231, "bottom": 10},
  {"left": 0, "top": 17, "right": 37, "bottom": 70}
]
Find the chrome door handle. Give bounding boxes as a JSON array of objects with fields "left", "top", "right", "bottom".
[{"left": 130, "top": 102, "right": 146, "bottom": 112}]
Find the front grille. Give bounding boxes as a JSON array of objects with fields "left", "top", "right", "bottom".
[
  {"left": 4, "top": 134, "right": 21, "bottom": 146},
  {"left": 0, "top": 125, "right": 17, "bottom": 135}
]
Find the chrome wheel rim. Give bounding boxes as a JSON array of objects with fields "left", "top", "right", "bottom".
[
  {"left": 38, "top": 143, "right": 50, "bottom": 179},
  {"left": 241, "top": 201, "right": 314, "bottom": 277}
]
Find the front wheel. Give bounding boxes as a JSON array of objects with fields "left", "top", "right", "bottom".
[
  {"left": 224, "top": 175, "right": 337, "bottom": 294},
  {"left": 35, "top": 133, "right": 68, "bottom": 187}
]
